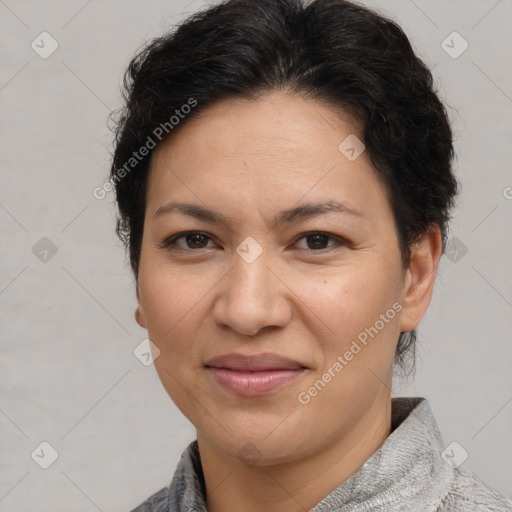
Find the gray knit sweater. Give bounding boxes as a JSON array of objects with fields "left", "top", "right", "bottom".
[{"left": 130, "top": 397, "right": 512, "bottom": 511}]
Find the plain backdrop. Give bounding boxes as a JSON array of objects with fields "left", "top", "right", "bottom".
[{"left": 1, "top": 0, "right": 511, "bottom": 510}]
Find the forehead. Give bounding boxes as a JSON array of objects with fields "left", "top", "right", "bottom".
[
  {"left": 146, "top": 91, "right": 391, "bottom": 227},
  {"left": 153, "top": 91, "right": 364, "bottom": 164}
]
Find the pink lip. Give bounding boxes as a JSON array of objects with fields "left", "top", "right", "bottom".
[
  {"left": 204, "top": 352, "right": 307, "bottom": 397},
  {"left": 207, "top": 368, "right": 305, "bottom": 396},
  {"left": 204, "top": 352, "right": 306, "bottom": 371}
]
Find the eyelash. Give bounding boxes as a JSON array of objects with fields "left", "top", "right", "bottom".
[{"left": 159, "top": 230, "right": 347, "bottom": 254}]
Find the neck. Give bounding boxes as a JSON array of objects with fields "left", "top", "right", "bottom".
[{"left": 197, "top": 396, "right": 392, "bottom": 512}]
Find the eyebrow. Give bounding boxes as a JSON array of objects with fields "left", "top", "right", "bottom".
[{"left": 153, "top": 200, "right": 364, "bottom": 228}]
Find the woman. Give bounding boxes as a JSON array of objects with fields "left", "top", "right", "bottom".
[{"left": 109, "top": 0, "right": 512, "bottom": 510}]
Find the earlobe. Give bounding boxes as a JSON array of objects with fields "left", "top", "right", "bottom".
[
  {"left": 399, "top": 225, "right": 443, "bottom": 333},
  {"left": 135, "top": 286, "right": 147, "bottom": 328}
]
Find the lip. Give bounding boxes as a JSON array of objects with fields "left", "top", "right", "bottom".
[
  {"left": 207, "top": 367, "right": 305, "bottom": 396},
  {"left": 204, "top": 352, "right": 306, "bottom": 371},
  {"left": 204, "top": 352, "right": 307, "bottom": 397}
]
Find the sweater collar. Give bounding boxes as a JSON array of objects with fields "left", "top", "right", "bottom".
[{"left": 168, "top": 397, "right": 453, "bottom": 511}]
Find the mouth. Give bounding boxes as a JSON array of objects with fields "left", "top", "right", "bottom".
[
  {"left": 204, "top": 352, "right": 307, "bottom": 397},
  {"left": 205, "top": 367, "right": 306, "bottom": 396}
]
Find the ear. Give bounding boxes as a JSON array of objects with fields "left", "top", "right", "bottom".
[
  {"left": 399, "top": 224, "right": 443, "bottom": 333},
  {"left": 134, "top": 282, "right": 147, "bottom": 329}
]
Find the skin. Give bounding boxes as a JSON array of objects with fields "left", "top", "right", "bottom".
[{"left": 135, "top": 90, "right": 442, "bottom": 512}]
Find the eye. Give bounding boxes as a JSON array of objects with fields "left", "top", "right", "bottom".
[
  {"left": 161, "top": 231, "right": 215, "bottom": 250},
  {"left": 293, "top": 231, "right": 344, "bottom": 251},
  {"left": 160, "top": 230, "right": 346, "bottom": 253}
]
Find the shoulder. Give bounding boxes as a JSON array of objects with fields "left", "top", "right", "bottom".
[
  {"left": 129, "top": 486, "right": 169, "bottom": 512},
  {"left": 436, "top": 466, "right": 512, "bottom": 512}
]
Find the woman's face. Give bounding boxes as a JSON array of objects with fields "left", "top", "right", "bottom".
[{"left": 135, "top": 91, "right": 425, "bottom": 465}]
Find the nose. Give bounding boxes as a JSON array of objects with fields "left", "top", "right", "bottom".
[{"left": 211, "top": 250, "right": 292, "bottom": 337}]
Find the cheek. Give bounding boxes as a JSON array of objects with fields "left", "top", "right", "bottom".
[
  {"left": 294, "top": 262, "right": 401, "bottom": 342},
  {"left": 296, "top": 269, "right": 400, "bottom": 407},
  {"left": 140, "top": 269, "right": 212, "bottom": 410},
  {"left": 139, "top": 265, "right": 213, "bottom": 351}
]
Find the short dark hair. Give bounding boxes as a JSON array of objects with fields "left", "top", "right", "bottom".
[{"left": 109, "top": 0, "right": 459, "bottom": 375}]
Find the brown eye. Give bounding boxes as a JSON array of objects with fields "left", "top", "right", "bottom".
[
  {"left": 295, "top": 232, "right": 343, "bottom": 251},
  {"left": 162, "top": 231, "right": 214, "bottom": 250},
  {"left": 183, "top": 232, "right": 210, "bottom": 248},
  {"left": 306, "top": 233, "right": 330, "bottom": 250}
]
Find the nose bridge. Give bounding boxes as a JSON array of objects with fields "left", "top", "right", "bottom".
[
  {"left": 232, "top": 244, "right": 272, "bottom": 299},
  {"left": 212, "top": 240, "right": 290, "bottom": 335}
]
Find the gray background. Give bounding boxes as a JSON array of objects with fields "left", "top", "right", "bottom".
[{"left": 1, "top": 0, "right": 511, "bottom": 510}]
